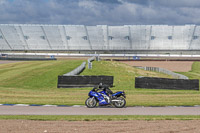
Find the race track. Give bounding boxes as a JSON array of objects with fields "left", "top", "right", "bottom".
[{"left": 0, "top": 106, "right": 200, "bottom": 115}]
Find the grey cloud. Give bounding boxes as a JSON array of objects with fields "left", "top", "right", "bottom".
[
  {"left": 0, "top": 0, "right": 200, "bottom": 25},
  {"left": 155, "top": 0, "right": 200, "bottom": 8},
  {"left": 93, "top": 0, "right": 122, "bottom": 4}
]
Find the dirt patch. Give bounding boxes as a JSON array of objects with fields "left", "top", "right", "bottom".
[
  {"left": 121, "top": 61, "right": 194, "bottom": 72},
  {"left": 0, "top": 120, "right": 200, "bottom": 133}
]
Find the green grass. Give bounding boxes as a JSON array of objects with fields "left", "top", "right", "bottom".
[
  {"left": 0, "top": 60, "right": 87, "bottom": 105},
  {"left": 178, "top": 62, "right": 200, "bottom": 80},
  {"left": 0, "top": 60, "right": 200, "bottom": 106},
  {"left": 0, "top": 115, "right": 200, "bottom": 121},
  {"left": 0, "top": 60, "right": 82, "bottom": 89},
  {"left": 81, "top": 61, "right": 200, "bottom": 106},
  {"left": 81, "top": 61, "right": 172, "bottom": 90}
]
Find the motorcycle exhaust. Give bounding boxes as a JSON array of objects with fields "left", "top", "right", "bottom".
[{"left": 111, "top": 100, "right": 122, "bottom": 102}]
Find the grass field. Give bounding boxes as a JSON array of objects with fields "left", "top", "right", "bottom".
[
  {"left": 0, "top": 60, "right": 200, "bottom": 106},
  {"left": 0, "top": 115, "right": 200, "bottom": 121},
  {"left": 178, "top": 62, "right": 200, "bottom": 80}
]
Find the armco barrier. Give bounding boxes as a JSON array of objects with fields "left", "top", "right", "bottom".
[
  {"left": 135, "top": 66, "right": 188, "bottom": 79},
  {"left": 88, "top": 56, "right": 95, "bottom": 62},
  {"left": 135, "top": 77, "right": 199, "bottom": 90},
  {"left": 63, "top": 62, "right": 86, "bottom": 76},
  {"left": 57, "top": 75, "right": 113, "bottom": 88},
  {"left": 0, "top": 57, "right": 56, "bottom": 61}
]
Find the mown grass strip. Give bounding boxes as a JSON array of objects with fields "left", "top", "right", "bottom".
[
  {"left": 0, "top": 60, "right": 83, "bottom": 89},
  {"left": 0, "top": 115, "right": 200, "bottom": 121}
]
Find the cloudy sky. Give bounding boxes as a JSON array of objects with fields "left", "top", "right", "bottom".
[{"left": 0, "top": 0, "right": 200, "bottom": 25}]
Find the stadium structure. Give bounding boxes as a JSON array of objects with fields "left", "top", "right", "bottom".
[{"left": 0, "top": 24, "right": 200, "bottom": 55}]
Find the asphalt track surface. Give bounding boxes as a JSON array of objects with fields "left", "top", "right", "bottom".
[{"left": 0, "top": 106, "right": 200, "bottom": 115}]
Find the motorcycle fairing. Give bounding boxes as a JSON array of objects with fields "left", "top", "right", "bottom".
[
  {"left": 112, "top": 91, "right": 123, "bottom": 97},
  {"left": 88, "top": 90, "right": 109, "bottom": 105}
]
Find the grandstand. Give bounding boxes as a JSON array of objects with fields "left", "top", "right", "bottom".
[{"left": 0, "top": 24, "right": 200, "bottom": 54}]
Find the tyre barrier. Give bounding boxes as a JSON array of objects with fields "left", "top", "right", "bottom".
[
  {"left": 57, "top": 75, "right": 113, "bottom": 88},
  {"left": 135, "top": 77, "right": 199, "bottom": 90}
]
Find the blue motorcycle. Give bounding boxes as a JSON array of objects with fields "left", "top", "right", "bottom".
[{"left": 85, "top": 85, "right": 126, "bottom": 108}]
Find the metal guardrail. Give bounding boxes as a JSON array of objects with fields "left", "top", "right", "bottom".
[
  {"left": 62, "top": 56, "right": 98, "bottom": 75},
  {"left": 63, "top": 62, "right": 86, "bottom": 76},
  {"left": 88, "top": 56, "right": 95, "bottom": 62},
  {"left": 135, "top": 66, "right": 188, "bottom": 79},
  {"left": 3, "top": 53, "right": 200, "bottom": 58}
]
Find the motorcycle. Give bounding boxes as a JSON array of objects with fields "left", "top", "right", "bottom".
[{"left": 85, "top": 85, "right": 126, "bottom": 108}]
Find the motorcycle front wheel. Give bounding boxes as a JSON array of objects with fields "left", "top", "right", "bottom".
[
  {"left": 113, "top": 97, "right": 126, "bottom": 108},
  {"left": 85, "top": 97, "right": 97, "bottom": 108}
]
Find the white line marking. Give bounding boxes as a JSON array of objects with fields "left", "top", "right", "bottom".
[
  {"left": 14, "top": 104, "right": 29, "bottom": 106},
  {"left": 43, "top": 105, "right": 57, "bottom": 107}
]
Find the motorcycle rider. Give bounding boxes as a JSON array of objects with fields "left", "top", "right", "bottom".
[
  {"left": 85, "top": 83, "right": 126, "bottom": 108},
  {"left": 98, "top": 83, "right": 113, "bottom": 97}
]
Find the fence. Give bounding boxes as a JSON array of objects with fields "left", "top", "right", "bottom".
[{"left": 135, "top": 66, "right": 188, "bottom": 79}]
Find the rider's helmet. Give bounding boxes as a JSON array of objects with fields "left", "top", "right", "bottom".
[{"left": 98, "top": 83, "right": 103, "bottom": 88}]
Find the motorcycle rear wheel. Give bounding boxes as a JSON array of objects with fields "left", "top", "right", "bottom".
[
  {"left": 85, "top": 97, "right": 97, "bottom": 108},
  {"left": 113, "top": 97, "right": 126, "bottom": 108}
]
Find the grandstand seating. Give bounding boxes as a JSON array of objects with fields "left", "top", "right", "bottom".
[
  {"left": 108, "top": 26, "right": 131, "bottom": 50},
  {"left": 130, "top": 25, "right": 150, "bottom": 50},
  {"left": 21, "top": 26, "right": 51, "bottom": 50},
  {"left": 65, "top": 25, "right": 90, "bottom": 50},
  {"left": 86, "top": 26, "right": 104, "bottom": 50},
  {"left": 0, "top": 24, "right": 200, "bottom": 52},
  {"left": 190, "top": 26, "right": 200, "bottom": 50},
  {"left": 0, "top": 25, "right": 24, "bottom": 50},
  {"left": 42, "top": 26, "right": 66, "bottom": 50}
]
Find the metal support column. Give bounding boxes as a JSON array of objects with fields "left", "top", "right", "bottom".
[
  {"left": 128, "top": 26, "right": 133, "bottom": 50},
  {"left": 62, "top": 26, "right": 70, "bottom": 50},
  {"left": 189, "top": 25, "right": 196, "bottom": 49},
  {"left": 18, "top": 26, "right": 30, "bottom": 50},
  {"left": 148, "top": 25, "right": 152, "bottom": 49},
  {"left": 84, "top": 25, "right": 92, "bottom": 50}
]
